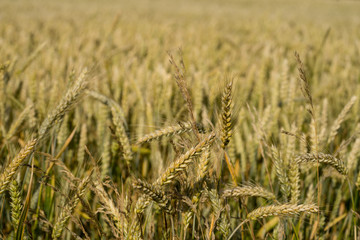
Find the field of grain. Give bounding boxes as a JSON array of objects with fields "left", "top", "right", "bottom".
[{"left": 1, "top": 0, "right": 360, "bottom": 239}]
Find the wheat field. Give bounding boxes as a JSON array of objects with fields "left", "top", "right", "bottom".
[{"left": 1, "top": 0, "right": 360, "bottom": 239}]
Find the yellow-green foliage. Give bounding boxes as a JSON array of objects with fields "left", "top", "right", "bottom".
[{"left": 0, "top": 0, "right": 360, "bottom": 239}]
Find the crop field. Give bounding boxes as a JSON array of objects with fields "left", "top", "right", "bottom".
[{"left": 1, "top": 0, "right": 360, "bottom": 239}]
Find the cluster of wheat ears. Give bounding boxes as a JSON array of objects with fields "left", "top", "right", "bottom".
[
  {"left": 1, "top": 48, "right": 359, "bottom": 239},
  {"left": 1, "top": 1, "right": 360, "bottom": 239}
]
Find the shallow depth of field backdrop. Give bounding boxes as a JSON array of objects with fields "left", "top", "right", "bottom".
[{"left": 1, "top": 0, "right": 360, "bottom": 239}]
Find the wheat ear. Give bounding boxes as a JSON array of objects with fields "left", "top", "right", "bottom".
[
  {"left": 86, "top": 89, "right": 126, "bottom": 126},
  {"left": 38, "top": 70, "right": 87, "bottom": 140},
  {"left": 9, "top": 180, "right": 22, "bottom": 232},
  {"left": 131, "top": 196, "right": 151, "bottom": 240},
  {"left": 133, "top": 178, "right": 174, "bottom": 214},
  {"left": 183, "top": 194, "right": 202, "bottom": 234},
  {"left": 328, "top": 96, "right": 357, "bottom": 144},
  {"left": 271, "top": 145, "right": 290, "bottom": 199},
  {"left": 156, "top": 132, "right": 216, "bottom": 186},
  {"left": 221, "top": 79, "right": 234, "bottom": 149},
  {"left": 196, "top": 147, "right": 211, "bottom": 183},
  {"left": 356, "top": 173, "right": 360, "bottom": 189},
  {"left": 208, "top": 189, "right": 230, "bottom": 239},
  {"left": 77, "top": 123, "right": 87, "bottom": 166},
  {"left": 169, "top": 52, "right": 200, "bottom": 139},
  {"left": 136, "top": 121, "right": 194, "bottom": 145},
  {"left": 52, "top": 174, "right": 92, "bottom": 239},
  {"left": 221, "top": 185, "right": 276, "bottom": 200},
  {"left": 247, "top": 204, "right": 319, "bottom": 220},
  {"left": 295, "top": 152, "right": 348, "bottom": 175},
  {"left": 0, "top": 139, "right": 37, "bottom": 195},
  {"left": 110, "top": 105, "right": 133, "bottom": 165},
  {"left": 6, "top": 105, "right": 32, "bottom": 140},
  {"left": 347, "top": 138, "right": 360, "bottom": 171},
  {"left": 288, "top": 158, "right": 300, "bottom": 204},
  {"left": 93, "top": 180, "right": 124, "bottom": 235}
]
